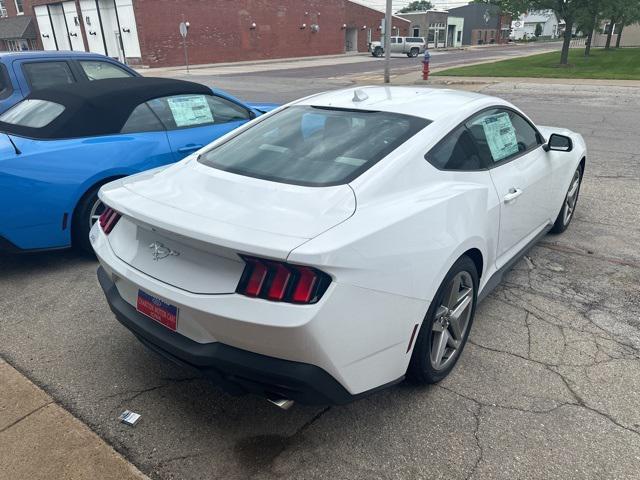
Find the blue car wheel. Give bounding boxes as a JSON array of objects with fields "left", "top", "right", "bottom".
[{"left": 72, "top": 180, "right": 112, "bottom": 254}]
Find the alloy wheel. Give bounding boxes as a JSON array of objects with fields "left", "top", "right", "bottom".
[
  {"left": 563, "top": 169, "right": 581, "bottom": 226},
  {"left": 430, "top": 271, "right": 474, "bottom": 370},
  {"left": 89, "top": 197, "right": 105, "bottom": 231}
]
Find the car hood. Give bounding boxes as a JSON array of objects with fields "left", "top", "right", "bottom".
[{"left": 99, "top": 159, "right": 356, "bottom": 259}]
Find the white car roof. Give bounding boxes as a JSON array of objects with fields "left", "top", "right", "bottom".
[{"left": 295, "top": 86, "right": 506, "bottom": 122}]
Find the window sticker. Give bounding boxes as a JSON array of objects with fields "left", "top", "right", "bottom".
[
  {"left": 167, "top": 95, "right": 213, "bottom": 127},
  {"left": 480, "top": 112, "right": 519, "bottom": 162}
]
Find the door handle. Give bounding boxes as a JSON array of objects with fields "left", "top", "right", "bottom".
[
  {"left": 177, "top": 144, "right": 203, "bottom": 153},
  {"left": 504, "top": 187, "right": 523, "bottom": 204}
]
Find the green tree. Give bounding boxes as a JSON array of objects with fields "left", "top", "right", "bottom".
[
  {"left": 397, "top": 1, "right": 434, "bottom": 13},
  {"left": 471, "top": 0, "right": 591, "bottom": 65},
  {"left": 535, "top": 22, "right": 543, "bottom": 36},
  {"left": 575, "top": 0, "right": 604, "bottom": 56},
  {"left": 602, "top": 0, "right": 640, "bottom": 48}
]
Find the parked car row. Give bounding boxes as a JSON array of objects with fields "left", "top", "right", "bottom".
[{"left": 1, "top": 54, "right": 585, "bottom": 408}]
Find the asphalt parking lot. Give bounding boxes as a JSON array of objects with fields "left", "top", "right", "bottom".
[{"left": 1, "top": 77, "right": 639, "bottom": 479}]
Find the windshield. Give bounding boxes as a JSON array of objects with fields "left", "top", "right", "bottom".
[
  {"left": 0, "top": 99, "right": 65, "bottom": 128},
  {"left": 198, "top": 106, "right": 430, "bottom": 187}
]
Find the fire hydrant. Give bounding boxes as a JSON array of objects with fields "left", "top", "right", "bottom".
[{"left": 422, "top": 50, "right": 431, "bottom": 81}]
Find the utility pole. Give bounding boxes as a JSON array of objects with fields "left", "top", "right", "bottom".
[{"left": 384, "top": 0, "right": 392, "bottom": 83}]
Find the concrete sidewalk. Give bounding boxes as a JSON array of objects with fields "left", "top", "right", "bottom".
[
  {"left": 0, "top": 358, "right": 148, "bottom": 480},
  {"left": 136, "top": 52, "right": 372, "bottom": 76}
]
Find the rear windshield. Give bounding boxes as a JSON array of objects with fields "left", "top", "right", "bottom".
[
  {"left": 0, "top": 99, "right": 65, "bottom": 128},
  {"left": 198, "top": 106, "right": 430, "bottom": 186}
]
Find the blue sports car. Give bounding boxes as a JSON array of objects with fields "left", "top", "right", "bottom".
[{"left": 0, "top": 77, "right": 277, "bottom": 253}]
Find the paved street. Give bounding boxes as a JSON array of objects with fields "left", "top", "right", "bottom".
[
  {"left": 2, "top": 62, "right": 640, "bottom": 479},
  {"left": 144, "top": 42, "right": 561, "bottom": 103}
]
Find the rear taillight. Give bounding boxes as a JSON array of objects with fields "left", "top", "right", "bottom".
[
  {"left": 236, "top": 256, "right": 331, "bottom": 304},
  {"left": 99, "top": 206, "right": 121, "bottom": 234}
]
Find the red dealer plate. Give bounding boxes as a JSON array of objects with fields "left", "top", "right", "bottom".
[{"left": 136, "top": 290, "right": 178, "bottom": 331}]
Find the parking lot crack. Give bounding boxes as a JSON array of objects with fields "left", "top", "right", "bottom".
[
  {"left": 294, "top": 406, "right": 331, "bottom": 438},
  {"left": 466, "top": 405, "right": 483, "bottom": 480},
  {"left": 95, "top": 377, "right": 200, "bottom": 404},
  {"left": 553, "top": 372, "right": 640, "bottom": 436}
]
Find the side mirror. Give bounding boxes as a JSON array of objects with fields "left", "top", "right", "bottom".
[{"left": 543, "top": 133, "right": 573, "bottom": 152}]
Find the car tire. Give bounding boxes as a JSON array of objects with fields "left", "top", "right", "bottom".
[
  {"left": 407, "top": 255, "right": 478, "bottom": 384},
  {"left": 373, "top": 47, "right": 383, "bottom": 57},
  {"left": 550, "top": 164, "right": 583, "bottom": 234},
  {"left": 72, "top": 181, "right": 110, "bottom": 254},
  {"left": 408, "top": 48, "right": 419, "bottom": 57}
]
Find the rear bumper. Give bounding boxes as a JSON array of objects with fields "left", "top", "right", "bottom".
[{"left": 98, "top": 266, "right": 395, "bottom": 405}]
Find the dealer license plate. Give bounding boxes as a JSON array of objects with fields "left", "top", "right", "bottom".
[{"left": 136, "top": 290, "right": 178, "bottom": 331}]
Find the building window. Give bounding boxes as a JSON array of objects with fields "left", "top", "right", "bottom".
[
  {"left": 14, "top": 0, "right": 24, "bottom": 15},
  {"left": 0, "top": 0, "right": 8, "bottom": 18},
  {"left": 457, "top": 31, "right": 462, "bottom": 42},
  {"left": 413, "top": 27, "right": 420, "bottom": 37},
  {"left": 6, "top": 38, "right": 30, "bottom": 51}
]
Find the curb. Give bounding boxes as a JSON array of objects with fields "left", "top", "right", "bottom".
[{"left": 0, "top": 358, "right": 149, "bottom": 480}]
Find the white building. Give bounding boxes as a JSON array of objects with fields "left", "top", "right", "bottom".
[{"left": 511, "top": 10, "right": 560, "bottom": 40}]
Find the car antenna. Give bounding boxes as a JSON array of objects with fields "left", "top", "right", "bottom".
[
  {"left": 352, "top": 89, "right": 369, "bottom": 102},
  {"left": 3, "top": 133, "right": 21, "bottom": 155}
]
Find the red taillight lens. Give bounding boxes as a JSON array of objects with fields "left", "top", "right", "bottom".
[
  {"left": 244, "top": 259, "right": 268, "bottom": 297},
  {"left": 291, "top": 267, "right": 318, "bottom": 303},
  {"left": 236, "top": 256, "right": 330, "bottom": 304},
  {"left": 99, "top": 207, "right": 121, "bottom": 235}
]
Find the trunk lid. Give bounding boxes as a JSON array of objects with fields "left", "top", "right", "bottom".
[{"left": 100, "top": 160, "right": 355, "bottom": 293}]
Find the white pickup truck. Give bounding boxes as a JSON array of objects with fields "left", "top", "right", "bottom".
[{"left": 369, "top": 37, "right": 427, "bottom": 57}]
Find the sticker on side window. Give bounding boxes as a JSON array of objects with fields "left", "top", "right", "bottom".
[
  {"left": 480, "top": 112, "right": 519, "bottom": 162},
  {"left": 167, "top": 95, "right": 214, "bottom": 127}
]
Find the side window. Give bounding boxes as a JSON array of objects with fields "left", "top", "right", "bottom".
[
  {"left": 205, "top": 95, "right": 251, "bottom": 124},
  {"left": 467, "top": 108, "right": 540, "bottom": 164},
  {"left": 120, "top": 103, "right": 164, "bottom": 133},
  {"left": 426, "top": 125, "right": 485, "bottom": 171},
  {"left": 79, "top": 60, "right": 133, "bottom": 80},
  {"left": 0, "top": 99, "right": 65, "bottom": 128},
  {"left": 148, "top": 94, "right": 249, "bottom": 130},
  {"left": 0, "top": 64, "right": 13, "bottom": 100},
  {"left": 508, "top": 110, "right": 540, "bottom": 151},
  {"left": 22, "top": 61, "right": 75, "bottom": 90}
]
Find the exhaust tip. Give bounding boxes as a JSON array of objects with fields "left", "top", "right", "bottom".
[{"left": 267, "top": 398, "right": 295, "bottom": 410}]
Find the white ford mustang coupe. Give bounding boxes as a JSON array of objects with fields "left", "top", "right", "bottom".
[{"left": 92, "top": 87, "right": 585, "bottom": 407}]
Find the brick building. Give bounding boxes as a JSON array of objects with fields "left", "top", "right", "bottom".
[
  {"left": 398, "top": 10, "right": 449, "bottom": 48},
  {"left": 0, "top": 0, "right": 409, "bottom": 67},
  {"left": 448, "top": 3, "right": 511, "bottom": 46}
]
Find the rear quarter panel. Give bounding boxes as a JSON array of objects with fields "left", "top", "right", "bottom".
[
  {"left": 0, "top": 132, "right": 173, "bottom": 250},
  {"left": 289, "top": 134, "right": 501, "bottom": 303}
]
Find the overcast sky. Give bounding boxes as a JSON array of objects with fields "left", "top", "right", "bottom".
[{"left": 357, "top": 0, "right": 471, "bottom": 12}]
